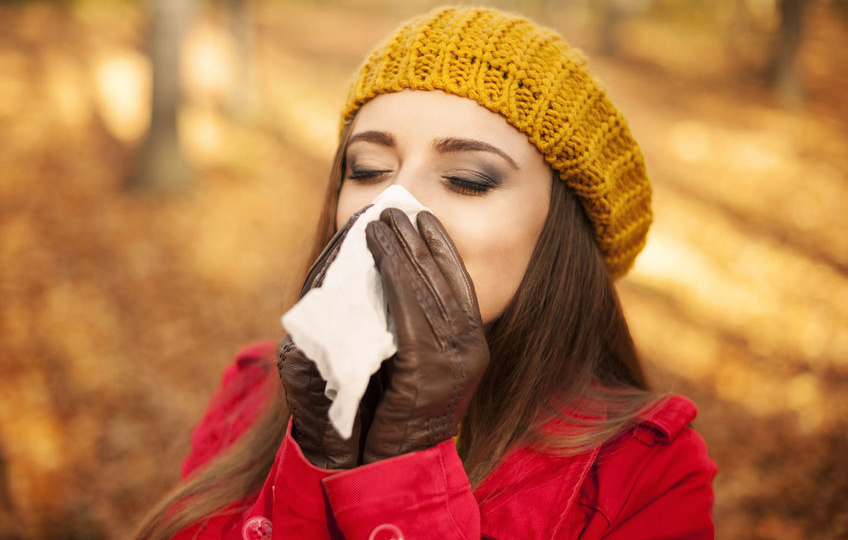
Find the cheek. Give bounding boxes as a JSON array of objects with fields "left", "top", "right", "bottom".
[
  {"left": 336, "top": 184, "right": 381, "bottom": 229},
  {"left": 443, "top": 204, "right": 547, "bottom": 324}
]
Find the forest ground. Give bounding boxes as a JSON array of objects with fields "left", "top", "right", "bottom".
[{"left": 0, "top": 1, "right": 846, "bottom": 538}]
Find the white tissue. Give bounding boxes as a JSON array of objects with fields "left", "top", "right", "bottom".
[{"left": 281, "top": 185, "right": 429, "bottom": 439}]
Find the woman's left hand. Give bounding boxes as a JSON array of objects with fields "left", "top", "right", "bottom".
[{"left": 363, "top": 208, "right": 490, "bottom": 463}]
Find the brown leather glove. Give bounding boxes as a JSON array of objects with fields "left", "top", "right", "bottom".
[
  {"left": 362, "top": 208, "right": 490, "bottom": 463},
  {"left": 277, "top": 205, "right": 374, "bottom": 469}
]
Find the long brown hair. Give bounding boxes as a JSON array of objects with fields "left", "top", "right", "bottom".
[
  {"left": 133, "top": 120, "right": 658, "bottom": 538},
  {"left": 131, "top": 131, "right": 344, "bottom": 540},
  {"left": 458, "top": 175, "right": 657, "bottom": 486}
]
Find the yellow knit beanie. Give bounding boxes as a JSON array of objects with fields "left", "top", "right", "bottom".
[{"left": 341, "top": 6, "right": 651, "bottom": 278}]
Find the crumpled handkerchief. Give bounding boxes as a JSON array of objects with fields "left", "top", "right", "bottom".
[{"left": 281, "top": 185, "right": 429, "bottom": 439}]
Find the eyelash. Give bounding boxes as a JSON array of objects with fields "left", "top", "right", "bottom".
[
  {"left": 347, "top": 168, "right": 498, "bottom": 196},
  {"left": 347, "top": 168, "right": 391, "bottom": 184},
  {"left": 443, "top": 176, "right": 492, "bottom": 196}
]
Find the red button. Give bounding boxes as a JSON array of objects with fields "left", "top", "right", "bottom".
[
  {"left": 242, "top": 516, "right": 272, "bottom": 540},
  {"left": 369, "top": 523, "right": 405, "bottom": 540}
]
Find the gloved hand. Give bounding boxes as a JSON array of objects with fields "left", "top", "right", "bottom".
[
  {"left": 362, "top": 208, "right": 490, "bottom": 463},
  {"left": 277, "top": 205, "right": 374, "bottom": 469}
]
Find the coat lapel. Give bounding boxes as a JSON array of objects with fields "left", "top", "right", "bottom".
[{"left": 475, "top": 445, "right": 599, "bottom": 539}]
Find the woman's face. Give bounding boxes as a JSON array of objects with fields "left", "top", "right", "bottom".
[{"left": 336, "top": 90, "right": 551, "bottom": 324}]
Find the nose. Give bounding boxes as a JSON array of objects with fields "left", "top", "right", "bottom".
[{"left": 385, "top": 160, "right": 432, "bottom": 208}]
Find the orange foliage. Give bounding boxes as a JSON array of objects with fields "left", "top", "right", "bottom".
[{"left": 0, "top": 1, "right": 846, "bottom": 538}]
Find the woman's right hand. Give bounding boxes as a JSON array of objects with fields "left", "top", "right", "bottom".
[
  {"left": 276, "top": 205, "right": 372, "bottom": 469},
  {"left": 277, "top": 337, "right": 361, "bottom": 469}
]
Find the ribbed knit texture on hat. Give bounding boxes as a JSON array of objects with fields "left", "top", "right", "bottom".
[{"left": 341, "top": 6, "right": 651, "bottom": 278}]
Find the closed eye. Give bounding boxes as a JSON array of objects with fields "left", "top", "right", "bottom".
[
  {"left": 347, "top": 167, "right": 392, "bottom": 183},
  {"left": 443, "top": 170, "right": 501, "bottom": 196}
]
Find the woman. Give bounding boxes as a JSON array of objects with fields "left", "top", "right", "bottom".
[{"left": 135, "top": 6, "right": 717, "bottom": 539}]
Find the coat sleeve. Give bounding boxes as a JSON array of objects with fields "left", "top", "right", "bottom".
[
  {"left": 186, "top": 343, "right": 479, "bottom": 539},
  {"left": 598, "top": 427, "right": 718, "bottom": 539},
  {"left": 263, "top": 419, "right": 338, "bottom": 539},
  {"left": 321, "top": 439, "right": 481, "bottom": 540},
  {"left": 174, "top": 343, "right": 339, "bottom": 539},
  {"left": 238, "top": 421, "right": 480, "bottom": 540}
]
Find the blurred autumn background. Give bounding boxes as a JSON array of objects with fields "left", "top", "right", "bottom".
[{"left": 1, "top": 0, "right": 847, "bottom": 537}]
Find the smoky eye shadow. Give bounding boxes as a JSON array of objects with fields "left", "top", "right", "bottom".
[
  {"left": 462, "top": 152, "right": 510, "bottom": 180},
  {"left": 458, "top": 162, "right": 506, "bottom": 186},
  {"left": 481, "top": 165, "right": 506, "bottom": 185}
]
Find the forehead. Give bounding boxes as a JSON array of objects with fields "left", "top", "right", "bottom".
[{"left": 351, "top": 90, "right": 539, "bottom": 158}]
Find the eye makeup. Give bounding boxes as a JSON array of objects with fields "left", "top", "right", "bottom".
[
  {"left": 343, "top": 132, "right": 512, "bottom": 196},
  {"left": 344, "top": 144, "right": 396, "bottom": 184},
  {"left": 441, "top": 167, "right": 503, "bottom": 196},
  {"left": 347, "top": 166, "right": 392, "bottom": 184}
]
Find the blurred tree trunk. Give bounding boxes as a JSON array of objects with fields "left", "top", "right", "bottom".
[
  {"left": 127, "top": 0, "right": 196, "bottom": 192},
  {"left": 768, "top": 0, "right": 808, "bottom": 106},
  {"left": 225, "top": 0, "right": 257, "bottom": 120},
  {"left": 596, "top": 0, "right": 641, "bottom": 57},
  {"left": 599, "top": 0, "right": 625, "bottom": 56},
  {"left": 0, "top": 444, "right": 22, "bottom": 539},
  {"left": 509, "top": 0, "right": 552, "bottom": 20}
]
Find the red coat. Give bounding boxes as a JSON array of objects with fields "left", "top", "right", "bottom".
[{"left": 174, "top": 342, "right": 717, "bottom": 540}]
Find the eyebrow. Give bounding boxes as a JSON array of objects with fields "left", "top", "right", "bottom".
[
  {"left": 347, "top": 130, "right": 396, "bottom": 148},
  {"left": 433, "top": 137, "right": 519, "bottom": 169},
  {"left": 347, "top": 130, "right": 519, "bottom": 170}
]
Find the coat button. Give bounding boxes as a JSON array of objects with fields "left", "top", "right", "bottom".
[
  {"left": 368, "top": 523, "right": 405, "bottom": 540},
  {"left": 242, "top": 516, "right": 272, "bottom": 540}
]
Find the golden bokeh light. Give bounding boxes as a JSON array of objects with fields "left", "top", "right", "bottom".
[
  {"left": 1, "top": 0, "right": 846, "bottom": 538},
  {"left": 94, "top": 50, "right": 152, "bottom": 143}
]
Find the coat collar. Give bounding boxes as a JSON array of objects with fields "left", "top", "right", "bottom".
[{"left": 473, "top": 395, "right": 698, "bottom": 538}]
